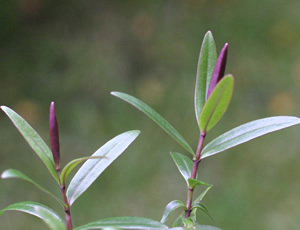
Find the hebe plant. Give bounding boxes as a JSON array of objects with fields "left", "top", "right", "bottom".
[{"left": 1, "top": 31, "right": 299, "bottom": 230}]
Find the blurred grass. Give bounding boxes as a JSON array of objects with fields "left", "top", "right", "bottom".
[{"left": 0, "top": 1, "right": 299, "bottom": 229}]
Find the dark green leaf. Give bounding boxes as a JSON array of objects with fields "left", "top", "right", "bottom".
[
  {"left": 170, "top": 152, "right": 193, "bottom": 184},
  {"left": 160, "top": 200, "right": 186, "bottom": 223},
  {"left": 188, "top": 179, "right": 211, "bottom": 189},
  {"left": 194, "top": 31, "right": 217, "bottom": 127},
  {"left": 73, "top": 216, "right": 168, "bottom": 230},
  {"left": 67, "top": 130, "right": 140, "bottom": 206},
  {"left": 111, "top": 92, "right": 195, "bottom": 156},
  {"left": 201, "top": 116, "right": 300, "bottom": 159},
  {"left": 60, "top": 156, "right": 106, "bottom": 185},
  {"left": 0, "top": 201, "right": 65, "bottom": 230},
  {"left": 1, "top": 106, "right": 59, "bottom": 183},
  {"left": 199, "top": 75, "right": 234, "bottom": 133},
  {"left": 1, "top": 169, "right": 64, "bottom": 206}
]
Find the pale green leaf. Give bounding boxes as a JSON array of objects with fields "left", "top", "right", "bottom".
[
  {"left": 1, "top": 169, "right": 64, "bottom": 206},
  {"left": 111, "top": 92, "right": 195, "bottom": 156},
  {"left": 60, "top": 156, "right": 106, "bottom": 185},
  {"left": 199, "top": 75, "right": 234, "bottom": 133},
  {"left": 193, "top": 186, "right": 213, "bottom": 205},
  {"left": 0, "top": 201, "right": 65, "bottom": 230},
  {"left": 160, "top": 200, "right": 186, "bottom": 223},
  {"left": 201, "top": 116, "right": 300, "bottom": 159},
  {"left": 172, "top": 212, "right": 184, "bottom": 227},
  {"left": 73, "top": 216, "right": 168, "bottom": 230},
  {"left": 188, "top": 178, "right": 211, "bottom": 189},
  {"left": 170, "top": 152, "right": 193, "bottom": 184},
  {"left": 195, "top": 31, "right": 217, "bottom": 127},
  {"left": 192, "top": 203, "right": 214, "bottom": 221},
  {"left": 1, "top": 106, "right": 59, "bottom": 183},
  {"left": 67, "top": 130, "right": 140, "bottom": 206}
]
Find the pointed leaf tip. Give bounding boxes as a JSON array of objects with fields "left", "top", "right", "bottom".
[
  {"left": 49, "top": 102, "right": 60, "bottom": 170},
  {"left": 207, "top": 43, "right": 229, "bottom": 99}
]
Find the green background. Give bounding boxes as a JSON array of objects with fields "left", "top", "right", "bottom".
[{"left": 1, "top": 1, "right": 299, "bottom": 229}]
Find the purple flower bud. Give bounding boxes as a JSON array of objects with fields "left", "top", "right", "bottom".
[
  {"left": 49, "top": 102, "right": 60, "bottom": 171},
  {"left": 207, "top": 43, "right": 228, "bottom": 99}
]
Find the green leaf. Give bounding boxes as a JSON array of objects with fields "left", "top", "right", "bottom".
[
  {"left": 170, "top": 152, "right": 193, "bottom": 184},
  {"left": 172, "top": 212, "right": 184, "bottom": 227},
  {"left": 193, "top": 185, "right": 213, "bottom": 205},
  {"left": 0, "top": 201, "right": 65, "bottom": 230},
  {"left": 192, "top": 203, "right": 214, "bottom": 221},
  {"left": 1, "top": 169, "right": 64, "bottom": 206},
  {"left": 201, "top": 116, "right": 300, "bottom": 159},
  {"left": 67, "top": 130, "right": 140, "bottom": 206},
  {"left": 195, "top": 31, "right": 217, "bottom": 127},
  {"left": 73, "top": 216, "right": 168, "bottom": 230},
  {"left": 1, "top": 106, "right": 59, "bottom": 183},
  {"left": 60, "top": 156, "right": 106, "bottom": 185},
  {"left": 160, "top": 200, "right": 186, "bottom": 223},
  {"left": 182, "top": 217, "right": 194, "bottom": 228},
  {"left": 196, "top": 225, "right": 222, "bottom": 230},
  {"left": 111, "top": 92, "right": 195, "bottom": 156},
  {"left": 188, "top": 178, "right": 211, "bottom": 189},
  {"left": 199, "top": 75, "right": 234, "bottom": 133}
]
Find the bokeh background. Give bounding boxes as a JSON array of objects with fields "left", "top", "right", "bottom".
[{"left": 1, "top": 1, "right": 299, "bottom": 229}]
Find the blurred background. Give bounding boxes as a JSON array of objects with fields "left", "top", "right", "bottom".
[{"left": 0, "top": 0, "right": 299, "bottom": 229}]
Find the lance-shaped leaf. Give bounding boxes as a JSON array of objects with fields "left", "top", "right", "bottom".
[
  {"left": 172, "top": 212, "right": 185, "bottom": 227},
  {"left": 160, "top": 200, "right": 186, "bottom": 224},
  {"left": 201, "top": 116, "right": 300, "bottom": 159},
  {"left": 170, "top": 152, "right": 193, "bottom": 184},
  {"left": 188, "top": 178, "right": 211, "bottom": 190},
  {"left": 67, "top": 130, "right": 140, "bottom": 205},
  {"left": 192, "top": 203, "right": 214, "bottom": 221},
  {"left": 0, "top": 106, "right": 59, "bottom": 183},
  {"left": 194, "top": 31, "right": 217, "bottom": 126},
  {"left": 0, "top": 201, "right": 65, "bottom": 230},
  {"left": 1, "top": 169, "right": 64, "bottom": 206},
  {"left": 207, "top": 43, "right": 228, "bottom": 99},
  {"left": 193, "top": 185, "right": 213, "bottom": 204},
  {"left": 73, "top": 216, "right": 168, "bottom": 230},
  {"left": 60, "top": 156, "right": 107, "bottom": 185},
  {"left": 111, "top": 92, "right": 195, "bottom": 156},
  {"left": 49, "top": 102, "right": 60, "bottom": 170},
  {"left": 199, "top": 75, "right": 234, "bottom": 133}
]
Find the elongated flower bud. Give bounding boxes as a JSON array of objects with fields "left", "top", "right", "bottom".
[
  {"left": 207, "top": 43, "right": 228, "bottom": 99},
  {"left": 49, "top": 102, "right": 60, "bottom": 171}
]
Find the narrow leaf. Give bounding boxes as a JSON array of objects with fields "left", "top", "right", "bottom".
[
  {"left": 73, "top": 216, "right": 168, "bottom": 230},
  {"left": 199, "top": 75, "right": 234, "bottom": 133},
  {"left": 160, "top": 200, "right": 186, "bottom": 223},
  {"left": 188, "top": 178, "right": 211, "bottom": 189},
  {"left": 201, "top": 116, "right": 300, "bottom": 159},
  {"left": 170, "top": 152, "right": 193, "bottom": 184},
  {"left": 207, "top": 43, "right": 228, "bottom": 99},
  {"left": 1, "top": 169, "right": 64, "bottom": 206},
  {"left": 60, "top": 156, "right": 107, "bottom": 185},
  {"left": 1, "top": 106, "right": 59, "bottom": 183},
  {"left": 172, "top": 212, "right": 184, "bottom": 227},
  {"left": 193, "top": 185, "right": 213, "bottom": 205},
  {"left": 0, "top": 201, "right": 65, "bottom": 230},
  {"left": 67, "top": 130, "right": 140, "bottom": 206},
  {"left": 111, "top": 92, "right": 195, "bottom": 156},
  {"left": 192, "top": 203, "right": 214, "bottom": 221},
  {"left": 194, "top": 31, "right": 217, "bottom": 126}
]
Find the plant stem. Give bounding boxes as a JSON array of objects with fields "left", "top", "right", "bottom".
[
  {"left": 185, "top": 133, "right": 206, "bottom": 218},
  {"left": 57, "top": 168, "right": 73, "bottom": 230}
]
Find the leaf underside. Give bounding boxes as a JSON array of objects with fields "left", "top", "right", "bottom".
[
  {"left": 170, "top": 152, "right": 193, "bottom": 184},
  {"left": 201, "top": 116, "right": 300, "bottom": 159},
  {"left": 67, "top": 130, "right": 140, "bottom": 206}
]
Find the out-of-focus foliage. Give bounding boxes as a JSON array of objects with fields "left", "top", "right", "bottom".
[{"left": 0, "top": 1, "right": 299, "bottom": 229}]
